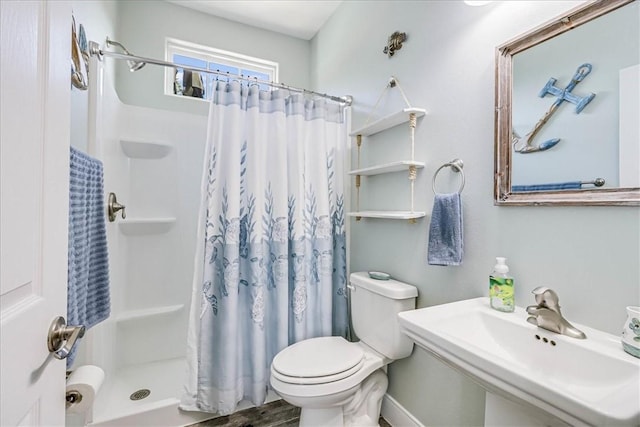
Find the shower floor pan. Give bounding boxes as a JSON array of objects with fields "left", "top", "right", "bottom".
[
  {"left": 89, "top": 357, "right": 212, "bottom": 427},
  {"left": 89, "top": 357, "right": 279, "bottom": 427}
]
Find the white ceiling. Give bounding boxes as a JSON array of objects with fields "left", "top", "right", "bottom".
[{"left": 166, "top": 1, "right": 343, "bottom": 40}]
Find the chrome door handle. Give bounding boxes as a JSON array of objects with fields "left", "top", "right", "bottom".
[
  {"left": 108, "top": 192, "right": 126, "bottom": 222},
  {"left": 47, "top": 316, "right": 85, "bottom": 360}
]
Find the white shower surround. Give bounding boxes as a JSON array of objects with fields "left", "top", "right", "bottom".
[{"left": 82, "top": 57, "right": 279, "bottom": 426}]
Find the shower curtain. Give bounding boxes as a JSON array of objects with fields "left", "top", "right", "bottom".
[{"left": 181, "top": 81, "right": 349, "bottom": 415}]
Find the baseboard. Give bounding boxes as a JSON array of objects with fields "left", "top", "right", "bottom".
[{"left": 381, "top": 394, "right": 424, "bottom": 427}]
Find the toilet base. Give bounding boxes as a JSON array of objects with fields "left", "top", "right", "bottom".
[
  {"left": 300, "top": 407, "right": 344, "bottom": 426},
  {"left": 293, "top": 369, "right": 388, "bottom": 427},
  {"left": 343, "top": 369, "right": 388, "bottom": 427}
]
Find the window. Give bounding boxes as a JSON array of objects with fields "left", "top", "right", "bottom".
[{"left": 165, "top": 38, "right": 279, "bottom": 100}]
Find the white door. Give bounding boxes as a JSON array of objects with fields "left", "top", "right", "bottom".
[{"left": 1, "top": 0, "right": 71, "bottom": 425}]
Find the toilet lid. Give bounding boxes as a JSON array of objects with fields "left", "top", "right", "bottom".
[{"left": 272, "top": 336, "right": 364, "bottom": 384}]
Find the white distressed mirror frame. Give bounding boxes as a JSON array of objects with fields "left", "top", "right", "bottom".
[{"left": 494, "top": 0, "right": 640, "bottom": 206}]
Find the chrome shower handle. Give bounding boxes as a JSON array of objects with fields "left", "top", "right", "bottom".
[{"left": 108, "top": 192, "right": 126, "bottom": 222}]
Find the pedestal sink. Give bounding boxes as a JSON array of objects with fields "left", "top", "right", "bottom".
[{"left": 398, "top": 298, "right": 640, "bottom": 426}]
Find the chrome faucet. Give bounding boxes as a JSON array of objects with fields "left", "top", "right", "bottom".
[{"left": 526, "top": 287, "right": 586, "bottom": 339}]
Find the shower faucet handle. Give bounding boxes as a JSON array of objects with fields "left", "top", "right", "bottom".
[{"left": 108, "top": 192, "right": 126, "bottom": 222}]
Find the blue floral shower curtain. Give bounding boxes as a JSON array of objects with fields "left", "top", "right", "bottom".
[{"left": 181, "top": 81, "right": 348, "bottom": 415}]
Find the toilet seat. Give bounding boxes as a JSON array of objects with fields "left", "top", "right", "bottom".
[{"left": 271, "top": 336, "right": 364, "bottom": 385}]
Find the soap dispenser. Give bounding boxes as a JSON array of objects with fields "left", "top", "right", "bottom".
[{"left": 489, "top": 257, "right": 514, "bottom": 312}]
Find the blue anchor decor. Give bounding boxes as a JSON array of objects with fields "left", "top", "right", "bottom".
[{"left": 513, "top": 63, "right": 596, "bottom": 154}]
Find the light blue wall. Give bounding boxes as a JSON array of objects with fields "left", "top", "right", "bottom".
[
  {"left": 114, "top": 1, "right": 310, "bottom": 115},
  {"left": 311, "top": 1, "right": 640, "bottom": 425}
]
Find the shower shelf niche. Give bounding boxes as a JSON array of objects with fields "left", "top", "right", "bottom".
[
  {"left": 116, "top": 304, "right": 184, "bottom": 324},
  {"left": 118, "top": 217, "right": 176, "bottom": 236},
  {"left": 120, "top": 139, "right": 173, "bottom": 159}
]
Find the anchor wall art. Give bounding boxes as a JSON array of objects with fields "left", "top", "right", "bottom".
[{"left": 512, "top": 63, "right": 596, "bottom": 154}]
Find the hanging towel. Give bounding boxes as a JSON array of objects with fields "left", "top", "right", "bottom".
[
  {"left": 512, "top": 182, "right": 582, "bottom": 192},
  {"left": 427, "top": 193, "right": 463, "bottom": 266},
  {"left": 67, "top": 147, "right": 110, "bottom": 367}
]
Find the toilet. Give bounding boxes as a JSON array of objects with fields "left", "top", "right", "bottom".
[{"left": 270, "top": 272, "right": 418, "bottom": 426}]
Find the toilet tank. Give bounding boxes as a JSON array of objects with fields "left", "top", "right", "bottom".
[{"left": 350, "top": 272, "right": 418, "bottom": 360}]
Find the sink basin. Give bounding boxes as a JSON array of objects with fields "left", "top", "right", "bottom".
[{"left": 398, "top": 297, "right": 640, "bottom": 426}]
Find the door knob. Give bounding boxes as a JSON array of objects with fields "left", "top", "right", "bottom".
[
  {"left": 47, "top": 316, "right": 85, "bottom": 360},
  {"left": 108, "top": 192, "right": 126, "bottom": 222}
]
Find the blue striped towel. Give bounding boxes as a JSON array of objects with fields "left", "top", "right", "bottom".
[
  {"left": 512, "top": 182, "right": 582, "bottom": 192},
  {"left": 67, "top": 147, "right": 110, "bottom": 367}
]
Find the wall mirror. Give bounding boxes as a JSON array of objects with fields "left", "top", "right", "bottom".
[{"left": 494, "top": 0, "right": 640, "bottom": 206}]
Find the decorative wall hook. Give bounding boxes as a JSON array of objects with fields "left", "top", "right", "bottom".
[{"left": 383, "top": 31, "right": 407, "bottom": 57}]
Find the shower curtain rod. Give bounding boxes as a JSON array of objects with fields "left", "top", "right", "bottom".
[{"left": 88, "top": 41, "right": 353, "bottom": 105}]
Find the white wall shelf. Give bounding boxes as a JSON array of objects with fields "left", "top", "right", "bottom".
[
  {"left": 350, "top": 108, "right": 426, "bottom": 137},
  {"left": 349, "top": 160, "right": 425, "bottom": 176},
  {"left": 347, "top": 211, "right": 426, "bottom": 220},
  {"left": 118, "top": 217, "right": 176, "bottom": 236},
  {"left": 120, "top": 139, "right": 173, "bottom": 159},
  {"left": 116, "top": 304, "right": 184, "bottom": 324},
  {"left": 350, "top": 105, "right": 426, "bottom": 222}
]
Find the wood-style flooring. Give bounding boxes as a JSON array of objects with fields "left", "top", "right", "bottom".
[{"left": 188, "top": 399, "right": 392, "bottom": 427}]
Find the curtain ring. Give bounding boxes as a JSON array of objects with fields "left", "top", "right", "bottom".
[{"left": 432, "top": 159, "right": 465, "bottom": 194}]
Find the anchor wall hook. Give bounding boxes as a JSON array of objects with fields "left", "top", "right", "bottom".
[{"left": 514, "top": 63, "right": 596, "bottom": 154}]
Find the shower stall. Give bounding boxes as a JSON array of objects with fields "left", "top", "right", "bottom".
[{"left": 79, "top": 50, "right": 278, "bottom": 426}]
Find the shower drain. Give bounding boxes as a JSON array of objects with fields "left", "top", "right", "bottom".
[{"left": 129, "top": 389, "right": 151, "bottom": 401}]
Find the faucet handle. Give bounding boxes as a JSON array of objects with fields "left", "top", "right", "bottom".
[{"left": 531, "top": 286, "right": 560, "bottom": 311}]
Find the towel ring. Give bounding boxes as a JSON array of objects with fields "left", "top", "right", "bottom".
[{"left": 432, "top": 159, "right": 465, "bottom": 194}]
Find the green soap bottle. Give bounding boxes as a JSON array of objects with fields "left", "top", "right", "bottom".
[{"left": 489, "top": 257, "right": 514, "bottom": 312}]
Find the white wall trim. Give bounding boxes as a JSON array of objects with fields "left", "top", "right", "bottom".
[{"left": 381, "top": 394, "right": 424, "bottom": 427}]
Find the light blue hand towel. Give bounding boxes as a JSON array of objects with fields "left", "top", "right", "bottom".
[
  {"left": 67, "top": 147, "right": 111, "bottom": 367},
  {"left": 427, "top": 193, "right": 463, "bottom": 266}
]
